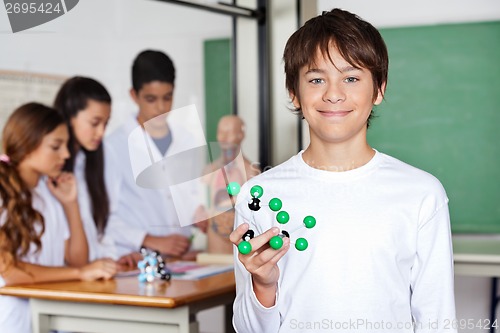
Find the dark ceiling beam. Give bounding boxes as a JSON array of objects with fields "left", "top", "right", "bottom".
[{"left": 151, "top": 0, "right": 262, "bottom": 19}]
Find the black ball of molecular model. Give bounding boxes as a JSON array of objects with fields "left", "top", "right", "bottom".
[{"left": 226, "top": 182, "right": 317, "bottom": 255}]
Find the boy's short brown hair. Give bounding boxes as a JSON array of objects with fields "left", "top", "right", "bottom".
[{"left": 284, "top": 8, "right": 388, "bottom": 122}]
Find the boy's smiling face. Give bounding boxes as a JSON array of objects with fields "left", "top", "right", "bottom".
[{"left": 291, "top": 46, "right": 384, "bottom": 147}]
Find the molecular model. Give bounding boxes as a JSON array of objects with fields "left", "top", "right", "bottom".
[
  {"left": 226, "top": 182, "right": 317, "bottom": 255},
  {"left": 137, "top": 247, "right": 171, "bottom": 282}
]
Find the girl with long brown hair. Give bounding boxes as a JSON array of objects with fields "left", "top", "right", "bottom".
[
  {"left": 54, "top": 76, "right": 116, "bottom": 261},
  {"left": 0, "top": 102, "right": 117, "bottom": 333}
]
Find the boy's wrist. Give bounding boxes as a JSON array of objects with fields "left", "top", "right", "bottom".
[
  {"left": 252, "top": 278, "right": 278, "bottom": 308},
  {"left": 252, "top": 277, "right": 277, "bottom": 291}
]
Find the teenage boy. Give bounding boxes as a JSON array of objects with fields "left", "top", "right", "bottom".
[
  {"left": 230, "top": 9, "right": 456, "bottom": 333},
  {"left": 106, "top": 50, "right": 204, "bottom": 259}
]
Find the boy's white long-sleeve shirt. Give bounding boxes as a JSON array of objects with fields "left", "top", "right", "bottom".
[{"left": 233, "top": 150, "right": 456, "bottom": 333}]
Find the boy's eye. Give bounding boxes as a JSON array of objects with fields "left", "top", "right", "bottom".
[
  {"left": 51, "top": 145, "right": 61, "bottom": 151},
  {"left": 344, "top": 77, "right": 358, "bottom": 83},
  {"left": 145, "top": 97, "right": 156, "bottom": 103},
  {"left": 309, "top": 78, "right": 324, "bottom": 84}
]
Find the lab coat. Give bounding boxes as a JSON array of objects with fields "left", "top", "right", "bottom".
[{"left": 105, "top": 105, "right": 207, "bottom": 257}]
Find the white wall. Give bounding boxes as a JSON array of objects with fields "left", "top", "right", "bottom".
[
  {"left": 318, "top": 0, "right": 500, "bottom": 28},
  {"left": 268, "top": 0, "right": 298, "bottom": 167},
  {"left": 0, "top": 0, "right": 231, "bottom": 134},
  {"left": 236, "top": 0, "right": 259, "bottom": 165}
]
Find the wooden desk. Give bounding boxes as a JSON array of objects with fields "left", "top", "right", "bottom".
[
  {"left": 0, "top": 271, "right": 236, "bottom": 333},
  {"left": 453, "top": 236, "right": 500, "bottom": 333}
]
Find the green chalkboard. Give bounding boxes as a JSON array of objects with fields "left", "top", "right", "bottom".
[
  {"left": 368, "top": 21, "right": 500, "bottom": 233},
  {"left": 204, "top": 38, "right": 232, "bottom": 159}
]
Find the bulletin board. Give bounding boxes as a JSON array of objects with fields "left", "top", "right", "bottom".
[
  {"left": 0, "top": 70, "right": 66, "bottom": 138},
  {"left": 368, "top": 21, "right": 500, "bottom": 233}
]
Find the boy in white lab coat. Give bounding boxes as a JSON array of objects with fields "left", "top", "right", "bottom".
[{"left": 105, "top": 50, "right": 206, "bottom": 259}]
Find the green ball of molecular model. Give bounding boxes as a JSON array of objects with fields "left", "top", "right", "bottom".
[
  {"left": 250, "top": 185, "right": 264, "bottom": 198},
  {"left": 269, "top": 198, "right": 282, "bottom": 211},
  {"left": 303, "top": 216, "right": 316, "bottom": 229},
  {"left": 276, "top": 211, "right": 290, "bottom": 224},
  {"left": 295, "top": 238, "right": 308, "bottom": 251},
  {"left": 269, "top": 235, "right": 284, "bottom": 250},
  {"left": 227, "top": 182, "right": 241, "bottom": 196},
  {"left": 238, "top": 241, "right": 252, "bottom": 255}
]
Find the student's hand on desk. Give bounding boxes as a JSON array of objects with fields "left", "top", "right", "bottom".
[
  {"left": 47, "top": 172, "right": 78, "bottom": 205},
  {"left": 144, "top": 234, "right": 191, "bottom": 257},
  {"left": 79, "top": 258, "right": 117, "bottom": 281},
  {"left": 117, "top": 252, "right": 142, "bottom": 271},
  {"left": 161, "top": 234, "right": 191, "bottom": 257},
  {"left": 230, "top": 223, "right": 289, "bottom": 302},
  {"left": 180, "top": 250, "right": 201, "bottom": 261}
]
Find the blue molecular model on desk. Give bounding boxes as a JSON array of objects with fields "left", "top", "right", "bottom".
[
  {"left": 226, "top": 182, "right": 317, "bottom": 255},
  {"left": 137, "top": 247, "right": 171, "bottom": 283}
]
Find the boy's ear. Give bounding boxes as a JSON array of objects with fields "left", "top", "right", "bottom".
[
  {"left": 289, "top": 91, "right": 300, "bottom": 109},
  {"left": 374, "top": 82, "right": 387, "bottom": 106},
  {"left": 130, "top": 88, "right": 139, "bottom": 104}
]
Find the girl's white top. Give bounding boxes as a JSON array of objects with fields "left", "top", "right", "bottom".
[{"left": 0, "top": 179, "right": 69, "bottom": 333}]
